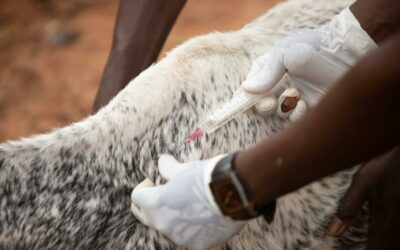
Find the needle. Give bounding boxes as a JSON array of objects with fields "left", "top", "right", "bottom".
[{"left": 167, "top": 128, "right": 204, "bottom": 152}]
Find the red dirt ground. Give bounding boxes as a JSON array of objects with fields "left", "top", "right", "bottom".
[{"left": 0, "top": 0, "right": 281, "bottom": 141}]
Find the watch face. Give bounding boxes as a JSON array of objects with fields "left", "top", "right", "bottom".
[{"left": 209, "top": 175, "right": 245, "bottom": 216}]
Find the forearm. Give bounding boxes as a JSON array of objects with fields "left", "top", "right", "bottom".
[
  {"left": 351, "top": 0, "right": 400, "bottom": 43},
  {"left": 235, "top": 33, "right": 400, "bottom": 208},
  {"left": 93, "top": 0, "right": 186, "bottom": 112}
]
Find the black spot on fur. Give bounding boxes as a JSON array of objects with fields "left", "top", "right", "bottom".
[
  {"left": 296, "top": 239, "right": 310, "bottom": 248},
  {"left": 244, "top": 50, "right": 250, "bottom": 59},
  {"left": 211, "top": 138, "right": 217, "bottom": 147},
  {"left": 179, "top": 93, "right": 189, "bottom": 105},
  {"left": 191, "top": 93, "right": 198, "bottom": 105},
  {"left": 210, "top": 73, "right": 215, "bottom": 83},
  {"left": 59, "top": 147, "right": 72, "bottom": 161}
]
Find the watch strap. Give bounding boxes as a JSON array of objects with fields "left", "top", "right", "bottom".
[{"left": 210, "top": 152, "right": 276, "bottom": 222}]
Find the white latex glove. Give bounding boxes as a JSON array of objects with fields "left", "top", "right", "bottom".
[
  {"left": 276, "top": 88, "right": 308, "bottom": 122},
  {"left": 242, "top": 7, "right": 377, "bottom": 107},
  {"left": 131, "top": 154, "right": 245, "bottom": 250}
]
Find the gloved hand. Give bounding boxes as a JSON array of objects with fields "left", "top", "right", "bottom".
[
  {"left": 131, "top": 154, "right": 245, "bottom": 250},
  {"left": 242, "top": 7, "right": 377, "bottom": 108}
]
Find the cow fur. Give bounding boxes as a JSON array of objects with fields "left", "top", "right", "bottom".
[{"left": 0, "top": 0, "right": 369, "bottom": 249}]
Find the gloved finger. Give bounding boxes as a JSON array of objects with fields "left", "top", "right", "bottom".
[
  {"left": 235, "top": 89, "right": 268, "bottom": 115},
  {"left": 131, "top": 178, "right": 155, "bottom": 225},
  {"left": 255, "top": 95, "right": 277, "bottom": 116},
  {"left": 289, "top": 99, "right": 307, "bottom": 122},
  {"left": 282, "top": 43, "right": 319, "bottom": 77},
  {"left": 158, "top": 154, "right": 192, "bottom": 180},
  {"left": 243, "top": 28, "right": 319, "bottom": 94},
  {"left": 242, "top": 49, "right": 286, "bottom": 94},
  {"left": 327, "top": 171, "right": 368, "bottom": 237},
  {"left": 277, "top": 88, "right": 300, "bottom": 119},
  {"left": 245, "top": 56, "right": 264, "bottom": 80}
]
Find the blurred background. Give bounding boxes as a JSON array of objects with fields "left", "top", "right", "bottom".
[{"left": 0, "top": 0, "right": 280, "bottom": 141}]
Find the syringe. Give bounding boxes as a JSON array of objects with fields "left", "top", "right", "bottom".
[
  {"left": 168, "top": 92, "right": 262, "bottom": 152},
  {"left": 201, "top": 91, "right": 262, "bottom": 134}
]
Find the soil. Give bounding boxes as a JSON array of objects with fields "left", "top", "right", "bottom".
[{"left": 0, "top": 0, "right": 280, "bottom": 141}]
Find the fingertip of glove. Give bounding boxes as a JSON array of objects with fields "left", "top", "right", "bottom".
[
  {"left": 130, "top": 203, "right": 147, "bottom": 225},
  {"left": 130, "top": 203, "right": 141, "bottom": 217},
  {"left": 242, "top": 72, "right": 279, "bottom": 94},
  {"left": 139, "top": 178, "right": 155, "bottom": 188},
  {"left": 255, "top": 96, "right": 277, "bottom": 116},
  {"left": 289, "top": 99, "right": 307, "bottom": 122},
  {"left": 158, "top": 154, "right": 177, "bottom": 165},
  {"left": 131, "top": 178, "right": 155, "bottom": 201},
  {"left": 241, "top": 80, "right": 263, "bottom": 94},
  {"left": 158, "top": 155, "right": 182, "bottom": 180}
]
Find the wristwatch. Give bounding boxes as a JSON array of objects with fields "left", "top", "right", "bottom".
[{"left": 209, "top": 152, "right": 276, "bottom": 222}]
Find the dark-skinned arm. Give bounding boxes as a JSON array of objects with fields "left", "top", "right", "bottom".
[
  {"left": 326, "top": 146, "right": 400, "bottom": 250},
  {"left": 93, "top": 0, "right": 186, "bottom": 112},
  {"left": 323, "top": 1, "right": 400, "bottom": 245},
  {"left": 235, "top": 32, "right": 400, "bottom": 209},
  {"left": 351, "top": 0, "right": 400, "bottom": 44}
]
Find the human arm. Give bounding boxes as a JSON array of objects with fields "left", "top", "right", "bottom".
[
  {"left": 238, "top": 1, "right": 400, "bottom": 247},
  {"left": 93, "top": 0, "right": 186, "bottom": 112},
  {"left": 350, "top": 0, "right": 400, "bottom": 44},
  {"left": 324, "top": 2, "right": 400, "bottom": 246},
  {"left": 235, "top": 32, "right": 400, "bottom": 209},
  {"left": 326, "top": 147, "right": 400, "bottom": 250},
  {"left": 237, "top": 0, "right": 400, "bottom": 209}
]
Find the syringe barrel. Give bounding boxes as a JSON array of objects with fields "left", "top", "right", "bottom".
[{"left": 202, "top": 93, "right": 260, "bottom": 134}]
